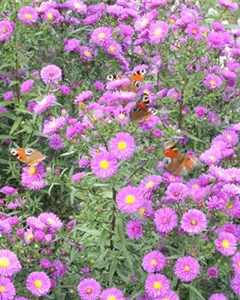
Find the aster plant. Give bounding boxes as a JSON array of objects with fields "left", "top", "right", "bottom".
[{"left": 0, "top": 0, "right": 239, "bottom": 299}]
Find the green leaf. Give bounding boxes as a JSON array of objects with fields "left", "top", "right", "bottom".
[
  {"left": 99, "top": 228, "right": 108, "bottom": 253},
  {"left": 10, "top": 116, "right": 23, "bottom": 135},
  {"left": 109, "top": 259, "right": 117, "bottom": 283}
]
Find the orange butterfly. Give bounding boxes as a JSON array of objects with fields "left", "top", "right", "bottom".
[
  {"left": 10, "top": 148, "right": 46, "bottom": 166},
  {"left": 107, "top": 69, "right": 146, "bottom": 92},
  {"left": 162, "top": 142, "right": 201, "bottom": 176},
  {"left": 130, "top": 93, "right": 153, "bottom": 122}
]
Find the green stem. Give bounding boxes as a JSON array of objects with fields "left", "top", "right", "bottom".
[{"left": 109, "top": 187, "right": 116, "bottom": 250}]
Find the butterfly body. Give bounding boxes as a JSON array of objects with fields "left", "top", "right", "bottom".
[
  {"left": 10, "top": 148, "right": 46, "bottom": 166},
  {"left": 130, "top": 93, "right": 152, "bottom": 122},
  {"left": 163, "top": 142, "right": 200, "bottom": 176}
]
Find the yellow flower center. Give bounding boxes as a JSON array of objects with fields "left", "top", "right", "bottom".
[
  {"left": 1, "top": 28, "right": 7, "bottom": 33},
  {"left": 163, "top": 298, "right": 170, "bottom": 300},
  {"left": 98, "top": 33, "right": 105, "bottom": 39},
  {"left": 192, "top": 184, "right": 200, "bottom": 189},
  {"left": 0, "top": 258, "right": 10, "bottom": 268},
  {"left": 146, "top": 181, "right": 154, "bottom": 188},
  {"left": 222, "top": 240, "right": 229, "bottom": 248},
  {"left": 100, "top": 160, "right": 109, "bottom": 170},
  {"left": 74, "top": 3, "right": 81, "bottom": 8},
  {"left": 27, "top": 233, "right": 33, "bottom": 240},
  {"left": 118, "top": 113, "right": 125, "bottom": 120},
  {"left": 24, "top": 13, "right": 32, "bottom": 19},
  {"left": 170, "top": 18, "right": 175, "bottom": 23},
  {"left": 209, "top": 156, "right": 215, "bottom": 161},
  {"left": 34, "top": 280, "right": 42, "bottom": 288},
  {"left": 107, "top": 296, "right": 116, "bottom": 300},
  {"left": 192, "top": 29, "right": 198, "bottom": 34},
  {"left": 125, "top": 195, "right": 135, "bottom": 204},
  {"left": 47, "top": 218, "right": 55, "bottom": 225},
  {"left": 139, "top": 207, "right": 146, "bottom": 215},
  {"left": 118, "top": 141, "right": 127, "bottom": 150},
  {"left": 141, "top": 18, "right": 148, "bottom": 27},
  {"left": 227, "top": 202, "right": 233, "bottom": 210},
  {"left": 151, "top": 259, "right": 157, "bottom": 265},
  {"left": 202, "top": 31, "right": 207, "bottom": 37},
  {"left": 226, "top": 135, "right": 232, "bottom": 141},
  {"left": 109, "top": 45, "right": 115, "bottom": 52},
  {"left": 47, "top": 13, "right": 53, "bottom": 19},
  {"left": 29, "top": 167, "right": 37, "bottom": 175},
  {"left": 86, "top": 288, "right": 92, "bottom": 295},
  {"left": 84, "top": 51, "right": 91, "bottom": 57},
  {"left": 209, "top": 80, "right": 216, "bottom": 87},
  {"left": 238, "top": 261, "right": 240, "bottom": 268},
  {"left": 184, "top": 265, "right": 190, "bottom": 271},
  {"left": 155, "top": 28, "right": 162, "bottom": 36},
  {"left": 191, "top": 219, "right": 197, "bottom": 226},
  {"left": 153, "top": 281, "right": 162, "bottom": 289},
  {"left": 143, "top": 89, "right": 149, "bottom": 94},
  {"left": 173, "top": 92, "right": 178, "bottom": 98},
  {"left": 162, "top": 217, "right": 168, "bottom": 223},
  {"left": 0, "top": 286, "right": 6, "bottom": 293}
]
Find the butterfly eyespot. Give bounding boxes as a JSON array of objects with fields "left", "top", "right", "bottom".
[
  {"left": 134, "top": 81, "right": 141, "bottom": 88},
  {"left": 139, "top": 69, "right": 146, "bottom": 75},
  {"left": 163, "top": 157, "right": 172, "bottom": 165},
  {"left": 142, "top": 94, "right": 148, "bottom": 101},
  {"left": 25, "top": 148, "right": 34, "bottom": 156},
  {"left": 10, "top": 148, "right": 18, "bottom": 156},
  {"left": 107, "top": 75, "right": 114, "bottom": 81}
]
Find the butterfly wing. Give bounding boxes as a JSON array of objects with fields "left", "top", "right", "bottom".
[
  {"left": 174, "top": 154, "right": 201, "bottom": 176},
  {"left": 162, "top": 143, "right": 185, "bottom": 174},
  {"left": 10, "top": 148, "right": 46, "bottom": 166},
  {"left": 130, "top": 93, "right": 152, "bottom": 122},
  {"left": 25, "top": 150, "right": 46, "bottom": 166}
]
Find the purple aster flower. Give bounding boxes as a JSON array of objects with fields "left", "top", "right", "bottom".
[
  {"left": 72, "top": 172, "right": 86, "bottom": 183},
  {"left": 0, "top": 186, "right": 18, "bottom": 195},
  {"left": 109, "top": 132, "right": 135, "bottom": 161},
  {"left": 42, "top": 116, "right": 66, "bottom": 136},
  {"left": 40, "top": 259, "right": 51, "bottom": 269},
  {"left": 135, "top": 13, "right": 153, "bottom": 31},
  {"left": 78, "top": 46, "right": 94, "bottom": 61},
  {"left": 209, "top": 293, "right": 227, "bottom": 300},
  {"left": 149, "top": 21, "right": 169, "bottom": 44},
  {"left": 21, "top": 163, "right": 44, "bottom": 188},
  {"left": 66, "top": 220, "right": 76, "bottom": 232},
  {"left": 79, "top": 156, "right": 90, "bottom": 168},
  {"left": 139, "top": 175, "right": 162, "bottom": 193},
  {"left": 100, "top": 287, "right": 124, "bottom": 300},
  {"left": 165, "top": 183, "right": 188, "bottom": 202},
  {"left": 91, "top": 151, "right": 118, "bottom": 179},
  {"left": 15, "top": 297, "right": 30, "bottom": 300},
  {"left": 7, "top": 198, "right": 26, "bottom": 210},
  {"left": 181, "top": 209, "right": 208, "bottom": 234},
  {"left": 157, "top": 290, "right": 180, "bottom": 300},
  {"left": 220, "top": 130, "right": 239, "bottom": 146},
  {"left": 142, "top": 251, "right": 166, "bottom": 273},
  {"left": 40, "top": 65, "right": 62, "bottom": 84},
  {"left": 154, "top": 207, "right": 178, "bottom": 234},
  {"left": 104, "top": 39, "right": 122, "bottom": 57},
  {"left": 204, "top": 74, "right": 223, "bottom": 90},
  {"left": 49, "top": 134, "right": 64, "bottom": 150},
  {"left": 126, "top": 220, "right": 144, "bottom": 239},
  {"left": 194, "top": 106, "right": 207, "bottom": 118},
  {"left": 67, "top": 0, "right": 87, "bottom": 14},
  {"left": 186, "top": 23, "right": 202, "bottom": 39},
  {"left": 106, "top": 78, "right": 131, "bottom": 91},
  {"left": 90, "top": 27, "right": 113, "bottom": 46},
  {"left": 112, "top": 91, "right": 136, "bottom": 104},
  {"left": 215, "top": 232, "right": 237, "bottom": 256},
  {"left": 116, "top": 186, "right": 143, "bottom": 213},
  {"left": 50, "top": 259, "right": 67, "bottom": 278},
  {"left": 200, "top": 148, "right": 222, "bottom": 165},
  {"left": 231, "top": 275, "right": 240, "bottom": 295},
  {"left": 232, "top": 252, "right": 240, "bottom": 275},
  {"left": 174, "top": 256, "right": 200, "bottom": 282},
  {"left": 77, "top": 278, "right": 101, "bottom": 300},
  {"left": 207, "top": 267, "right": 218, "bottom": 278},
  {"left": 38, "top": 212, "right": 63, "bottom": 231},
  {"left": 74, "top": 91, "right": 93, "bottom": 104},
  {"left": 3, "top": 91, "right": 14, "bottom": 101},
  {"left": 0, "top": 249, "right": 22, "bottom": 277},
  {"left": 145, "top": 273, "right": 170, "bottom": 298},
  {"left": 20, "top": 79, "right": 34, "bottom": 94},
  {"left": 33, "top": 94, "right": 56, "bottom": 114},
  {"left": 0, "top": 21, "right": 14, "bottom": 42},
  {"left": 0, "top": 277, "right": 16, "bottom": 300},
  {"left": 60, "top": 85, "right": 70, "bottom": 95},
  {"left": 207, "top": 31, "right": 230, "bottom": 49},
  {"left": 18, "top": 6, "right": 38, "bottom": 24},
  {"left": 26, "top": 271, "right": 51, "bottom": 297},
  {"left": 93, "top": 81, "right": 104, "bottom": 91},
  {"left": 218, "top": 0, "right": 238, "bottom": 10},
  {"left": 167, "top": 88, "right": 182, "bottom": 101}
]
